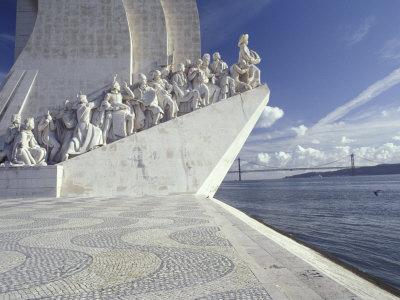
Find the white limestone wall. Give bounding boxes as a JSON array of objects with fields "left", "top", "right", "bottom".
[
  {"left": 123, "top": 0, "right": 168, "bottom": 81},
  {"left": 0, "top": 165, "right": 62, "bottom": 199},
  {"left": 160, "top": 0, "right": 201, "bottom": 68},
  {"left": 123, "top": 0, "right": 201, "bottom": 80},
  {"left": 60, "top": 85, "right": 270, "bottom": 198},
  {"left": 15, "top": 0, "right": 38, "bottom": 61}
]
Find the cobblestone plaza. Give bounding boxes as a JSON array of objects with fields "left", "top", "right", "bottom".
[{"left": 0, "top": 195, "right": 273, "bottom": 299}]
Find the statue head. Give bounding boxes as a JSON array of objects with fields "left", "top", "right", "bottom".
[
  {"left": 24, "top": 117, "right": 35, "bottom": 131},
  {"left": 112, "top": 80, "right": 121, "bottom": 92},
  {"left": 152, "top": 70, "right": 161, "bottom": 80},
  {"left": 176, "top": 63, "right": 185, "bottom": 73},
  {"left": 238, "top": 34, "right": 249, "bottom": 46},
  {"left": 78, "top": 94, "right": 88, "bottom": 104},
  {"left": 194, "top": 58, "right": 203, "bottom": 67},
  {"left": 213, "top": 52, "right": 221, "bottom": 61},
  {"left": 202, "top": 53, "right": 211, "bottom": 65},
  {"left": 160, "top": 67, "right": 170, "bottom": 79},
  {"left": 64, "top": 100, "right": 73, "bottom": 110},
  {"left": 185, "top": 59, "right": 192, "bottom": 67},
  {"left": 11, "top": 114, "right": 21, "bottom": 125},
  {"left": 50, "top": 110, "right": 58, "bottom": 118},
  {"left": 138, "top": 73, "right": 147, "bottom": 85}
]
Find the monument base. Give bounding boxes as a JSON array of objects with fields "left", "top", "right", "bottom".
[{"left": 0, "top": 165, "right": 63, "bottom": 199}]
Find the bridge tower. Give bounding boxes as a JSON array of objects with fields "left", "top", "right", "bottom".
[
  {"left": 238, "top": 158, "right": 242, "bottom": 181},
  {"left": 350, "top": 153, "right": 356, "bottom": 176}
]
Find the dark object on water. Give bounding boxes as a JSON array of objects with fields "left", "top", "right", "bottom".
[{"left": 374, "top": 190, "right": 384, "bottom": 196}]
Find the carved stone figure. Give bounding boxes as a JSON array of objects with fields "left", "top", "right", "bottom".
[
  {"left": 172, "top": 63, "right": 201, "bottom": 114},
  {"left": 133, "top": 74, "right": 163, "bottom": 129},
  {"left": 184, "top": 59, "right": 192, "bottom": 79},
  {"left": 58, "top": 100, "right": 77, "bottom": 161},
  {"left": 0, "top": 114, "right": 21, "bottom": 164},
  {"left": 150, "top": 70, "right": 179, "bottom": 121},
  {"left": 12, "top": 117, "right": 47, "bottom": 166},
  {"left": 38, "top": 111, "right": 60, "bottom": 164},
  {"left": 188, "top": 59, "right": 209, "bottom": 107},
  {"left": 230, "top": 59, "right": 252, "bottom": 93},
  {"left": 160, "top": 67, "right": 171, "bottom": 83},
  {"left": 122, "top": 82, "right": 146, "bottom": 132},
  {"left": 210, "top": 52, "right": 236, "bottom": 100},
  {"left": 238, "top": 34, "right": 261, "bottom": 88},
  {"left": 65, "top": 94, "right": 103, "bottom": 159},
  {"left": 201, "top": 53, "right": 221, "bottom": 103},
  {"left": 99, "top": 80, "right": 135, "bottom": 144}
]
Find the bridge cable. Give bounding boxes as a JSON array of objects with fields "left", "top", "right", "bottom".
[
  {"left": 308, "top": 156, "right": 348, "bottom": 168},
  {"left": 356, "top": 155, "right": 384, "bottom": 165}
]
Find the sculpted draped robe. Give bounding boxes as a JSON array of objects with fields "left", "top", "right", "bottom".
[{"left": 68, "top": 102, "right": 103, "bottom": 154}]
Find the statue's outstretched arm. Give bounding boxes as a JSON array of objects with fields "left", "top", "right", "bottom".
[{"left": 123, "top": 81, "right": 135, "bottom": 99}]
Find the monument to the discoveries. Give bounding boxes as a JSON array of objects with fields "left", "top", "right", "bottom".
[{"left": 0, "top": 0, "right": 269, "bottom": 198}]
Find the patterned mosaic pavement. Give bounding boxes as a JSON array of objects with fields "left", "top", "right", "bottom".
[{"left": 0, "top": 195, "right": 272, "bottom": 300}]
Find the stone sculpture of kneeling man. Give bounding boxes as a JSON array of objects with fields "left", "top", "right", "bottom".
[{"left": 12, "top": 118, "right": 47, "bottom": 166}]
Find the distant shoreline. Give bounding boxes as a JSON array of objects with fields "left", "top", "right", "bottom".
[{"left": 285, "top": 163, "right": 400, "bottom": 179}]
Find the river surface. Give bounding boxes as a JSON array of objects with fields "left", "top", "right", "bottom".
[{"left": 215, "top": 174, "right": 400, "bottom": 290}]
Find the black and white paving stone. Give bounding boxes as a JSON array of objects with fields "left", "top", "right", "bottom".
[{"left": 0, "top": 195, "right": 271, "bottom": 299}]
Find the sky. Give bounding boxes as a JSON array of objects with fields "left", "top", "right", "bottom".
[
  {"left": 197, "top": 0, "right": 400, "bottom": 179},
  {"left": 1, "top": 0, "right": 400, "bottom": 179}
]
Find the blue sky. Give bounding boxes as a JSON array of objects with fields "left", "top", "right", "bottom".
[
  {"left": 198, "top": 0, "right": 400, "bottom": 178},
  {"left": 1, "top": 0, "right": 400, "bottom": 178}
]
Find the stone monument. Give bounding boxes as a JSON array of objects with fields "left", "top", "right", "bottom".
[{"left": 0, "top": 0, "right": 269, "bottom": 199}]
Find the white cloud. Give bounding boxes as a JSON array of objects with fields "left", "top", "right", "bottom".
[
  {"left": 341, "top": 136, "right": 356, "bottom": 144},
  {"left": 257, "top": 153, "right": 270, "bottom": 164},
  {"left": 315, "top": 68, "right": 400, "bottom": 127},
  {"left": 335, "top": 146, "right": 351, "bottom": 155},
  {"left": 291, "top": 124, "right": 307, "bottom": 136},
  {"left": 244, "top": 104, "right": 400, "bottom": 162},
  {"left": 295, "top": 145, "right": 325, "bottom": 161},
  {"left": 392, "top": 136, "right": 400, "bottom": 141},
  {"left": 380, "top": 38, "right": 400, "bottom": 63},
  {"left": 258, "top": 143, "right": 400, "bottom": 169},
  {"left": 255, "top": 106, "right": 284, "bottom": 128},
  {"left": 275, "top": 151, "right": 292, "bottom": 166},
  {"left": 371, "top": 143, "right": 400, "bottom": 162},
  {"left": 344, "top": 16, "right": 376, "bottom": 47}
]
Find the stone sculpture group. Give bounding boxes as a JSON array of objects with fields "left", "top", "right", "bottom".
[{"left": 0, "top": 34, "right": 261, "bottom": 167}]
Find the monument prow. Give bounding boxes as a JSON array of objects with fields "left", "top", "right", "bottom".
[{"left": 60, "top": 85, "right": 270, "bottom": 198}]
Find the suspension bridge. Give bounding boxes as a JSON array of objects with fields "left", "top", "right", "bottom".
[{"left": 228, "top": 154, "right": 384, "bottom": 181}]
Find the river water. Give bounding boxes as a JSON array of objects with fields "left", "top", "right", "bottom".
[{"left": 215, "top": 174, "right": 400, "bottom": 290}]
